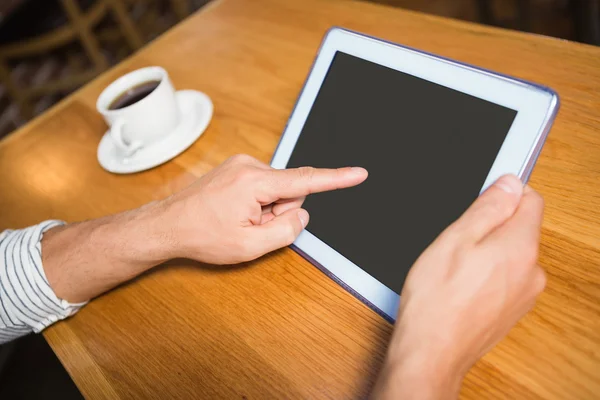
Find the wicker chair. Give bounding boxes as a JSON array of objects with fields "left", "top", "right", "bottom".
[{"left": 0, "top": 0, "right": 143, "bottom": 122}]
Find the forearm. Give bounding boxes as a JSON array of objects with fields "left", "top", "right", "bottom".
[{"left": 42, "top": 201, "right": 174, "bottom": 303}]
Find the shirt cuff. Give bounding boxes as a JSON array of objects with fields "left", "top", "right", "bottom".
[
  {"left": 0, "top": 221, "right": 87, "bottom": 337},
  {"left": 33, "top": 221, "right": 88, "bottom": 332}
]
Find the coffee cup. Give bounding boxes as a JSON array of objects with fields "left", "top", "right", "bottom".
[{"left": 96, "top": 66, "right": 179, "bottom": 157}]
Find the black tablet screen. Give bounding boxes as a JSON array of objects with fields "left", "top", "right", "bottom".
[{"left": 286, "top": 51, "right": 517, "bottom": 294}]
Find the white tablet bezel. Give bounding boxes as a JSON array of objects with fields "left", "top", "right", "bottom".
[{"left": 271, "top": 28, "right": 559, "bottom": 322}]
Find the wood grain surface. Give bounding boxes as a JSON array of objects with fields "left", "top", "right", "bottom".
[{"left": 1, "top": 0, "right": 600, "bottom": 398}]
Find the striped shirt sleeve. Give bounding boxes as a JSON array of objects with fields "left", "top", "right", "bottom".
[{"left": 0, "top": 221, "right": 86, "bottom": 344}]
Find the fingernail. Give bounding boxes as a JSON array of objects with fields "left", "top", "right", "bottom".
[
  {"left": 495, "top": 174, "right": 523, "bottom": 195},
  {"left": 350, "top": 167, "right": 367, "bottom": 175},
  {"left": 297, "top": 209, "right": 309, "bottom": 228}
]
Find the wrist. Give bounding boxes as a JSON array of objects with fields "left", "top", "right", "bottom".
[
  {"left": 42, "top": 202, "right": 175, "bottom": 303},
  {"left": 98, "top": 201, "right": 177, "bottom": 270},
  {"left": 372, "top": 325, "right": 465, "bottom": 399},
  {"left": 373, "top": 355, "right": 463, "bottom": 400}
]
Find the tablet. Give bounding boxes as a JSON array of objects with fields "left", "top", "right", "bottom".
[{"left": 271, "top": 28, "right": 559, "bottom": 322}]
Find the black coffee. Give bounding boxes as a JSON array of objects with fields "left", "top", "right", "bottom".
[{"left": 108, "top": 80, "right": 160, "bottom": 110}]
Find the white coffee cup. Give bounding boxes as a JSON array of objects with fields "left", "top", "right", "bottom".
[{"left": 96, "top": 66, "right": 179, "bottom": 157}]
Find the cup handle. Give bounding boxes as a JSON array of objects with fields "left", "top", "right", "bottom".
[{"left": 110, "top": 119, "right": 143, "bottom": 157}]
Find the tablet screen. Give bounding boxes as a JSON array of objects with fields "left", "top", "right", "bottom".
[{"left": 286, "top": 51, "right": 518, "bottom": 294}]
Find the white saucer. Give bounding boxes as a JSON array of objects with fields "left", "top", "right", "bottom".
[{"left": 97, "top": 90, "right": 213, "bottom": 174}]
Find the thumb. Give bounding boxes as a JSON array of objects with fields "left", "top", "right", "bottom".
[
  {"left": 250, "top": 208, "right": 309, "bottom": 256},
  {"left": 449, "top": 174, "right": 523, "bottom": 243}
]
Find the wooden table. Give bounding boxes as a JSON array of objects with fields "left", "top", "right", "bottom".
[{"left": 1, "top": 0, "right": 599, "bottom": 398}]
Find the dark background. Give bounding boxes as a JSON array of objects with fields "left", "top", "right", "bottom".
[
  {"left": 1, "top": 0, "right": 598, "bottom": 139},
  {"left": 287, "top": 52, "right": 517, "bottom": 293}
]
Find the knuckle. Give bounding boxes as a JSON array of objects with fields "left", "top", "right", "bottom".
[
  {"left": 284, "top": 223, "right": 298, "bottom": 245},
  {"left": 441, "top": 218, "right": 476, "bottom": 249},
  {"left": 236, "top": 236, "right": 257, "bottom": 260},
  {"left": 453, "top": 243, "right": 473, "bottom": 266},
  {"left": 229, "top": 154, "right": 254, "bottom": 165},
  {"left": 440, "top": 223, "right": 462, "bottom": 243},
  {"left": 297, "top": 166, "right": 315, "bottom": 181},
  {"left": 227, "top": 154, "right": 243, "bottom": 164},
  {"left": 484, "top": 197, "right": 513, "bottom": 220},
  {"left": 266, "top": 169, "right": 285, "bottom": 189},
  {"left": 234, "top": 166, "right": 259, "bottom": 183}
]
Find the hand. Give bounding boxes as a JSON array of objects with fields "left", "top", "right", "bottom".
[
  {"left": 159, "top": 154, "right": 368, "bottom": 264},
  {"left": 372, "top": 175, "right": 546, "bottom": 399},
  {"left": 43, "top": 154, "right": 367, "bottom": 303}
]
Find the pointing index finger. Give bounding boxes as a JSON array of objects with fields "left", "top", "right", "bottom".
[{"left": 264, "top": 166, "right": 368, "bottom": 201}]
